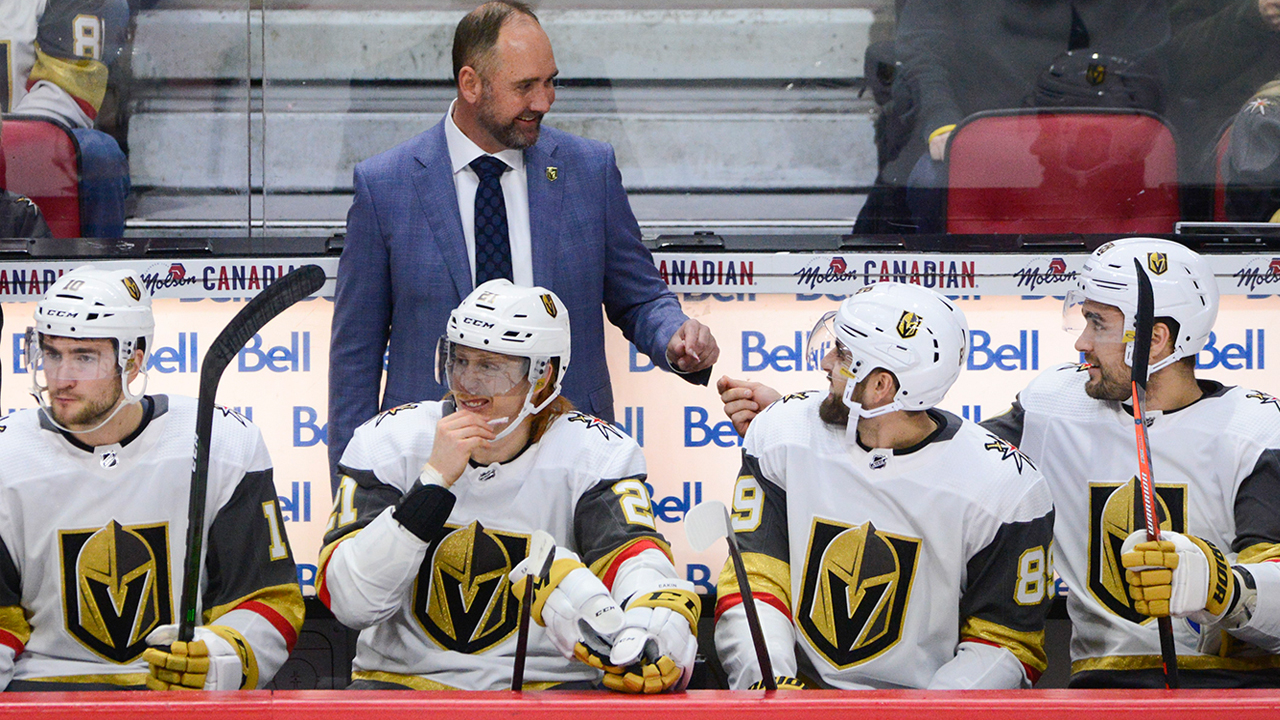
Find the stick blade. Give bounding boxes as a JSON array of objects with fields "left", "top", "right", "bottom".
[
  {"left": 685, "top": 500, "right": 731, "bottom": 552},
  {"left": 510, "top": 529, "right": 556, "bottom": 584}
]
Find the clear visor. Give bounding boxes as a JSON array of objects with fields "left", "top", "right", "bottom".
[
  {"left": 805, "top": 311, "right": 855, "bottom": 377},
  {"left": 1062, "top": 290, "right": 1130, "bottom": 347},
  {"left": 25, "top": 328, "right": 120, "bottom": 383},
  {"left": 435, "top": 337, "right": 531, "bottom": 398}
]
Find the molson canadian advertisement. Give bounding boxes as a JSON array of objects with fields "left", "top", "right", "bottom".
[{"left": 0, "top": 253, "right": 1275, "bottom": 596}]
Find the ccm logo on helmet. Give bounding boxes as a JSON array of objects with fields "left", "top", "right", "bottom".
[
  {"left": 43, "top": 310, "right": 80, "bottom": 318},
  {"left": 462, "top": 318, "right": 495, "bottom": 329}
]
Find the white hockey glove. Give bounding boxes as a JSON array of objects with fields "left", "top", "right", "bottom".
[
  {"left": 510, "top": 556, "right": 624, "bottom": 661},
  {"left": 597, "top": 580, "right": 700, "bottom": 694},
  {"left": 143, "top": 624, "right": 253, "bottom": 690},
  {"left": 1121, "top": 530, "right": 1249, "bottom": 627}
]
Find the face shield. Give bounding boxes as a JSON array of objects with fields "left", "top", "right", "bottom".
[
  {"left": 26, "top": 328, "right": 121, "bottom": 386},
  {"left": 435, "top": 337, "right": 532, "bottom": 398},
  {"left": 805, "top": 311, "right": 855, "bottom": 379},
  {"left": 1063, "top": 289, "right": 1131, "bottom": 350}
]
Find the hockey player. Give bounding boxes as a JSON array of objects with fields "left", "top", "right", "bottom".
[
  {"left": 982, "top": 238, "right": 1280, "bottom": 687},
  {"left": 0, "top": 266, "right": 303, "bottom": 691},
  {"left": 714, "top": 282, "right": 1055, "bottom": 690},
  {"left": 318, "top": 279, "right": 698, "bottom": 692},
  {"left": 2, "top": 0, "right": 128, "bottom": 127}
]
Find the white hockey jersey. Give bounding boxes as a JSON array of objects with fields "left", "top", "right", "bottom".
[
  {"left": 0, "top": 396, "right": 303, "bottom": 690},
  {"left": 319, "top": 402, "right": 677, "bottom": 691},
  {"left": 1, "top": 0, "right": 126, "bottom": 125},
  {"left": 715, "top": 392, "right": 1055, "bottom": 690},
  {"left": 984, "top": 365, "right": 1280, "bottom": 685}
]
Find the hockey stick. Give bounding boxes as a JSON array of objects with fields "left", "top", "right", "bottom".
[
  {"left": 177, "top": 264, "right": 326, "bottom": 642},
  {"left": 511, "top": 529, "right": 556, "bottom": 690},
  {"left": 685, "top": 500, "right": 776, "bottom": 691},
  {"left": 1130, "top": 257, "right": 1180, "bottom": 689}
]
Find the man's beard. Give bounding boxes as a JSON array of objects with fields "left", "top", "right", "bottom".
[
  {"left": 819, "top": 392, "right": 850, "bottom": 426},
  {"left": 52, "top": 384, "right": 124, "bottom": 429},
  {"left": 1083, "top": 359, "right": 1132, "bottom": 401},
  {"left": 476, "top": 92, "right": 542, "bottom": 150}
]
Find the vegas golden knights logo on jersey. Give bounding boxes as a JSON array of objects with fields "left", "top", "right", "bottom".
[
  {"left": 413, "top": 521, "right": 529, "bottom": 654},
  {"left": 1088, "top": 479, "right": 1186, "bottom": 624},
  {"left": 796, "top": 519, "right": 921, "bottom": 669},
  {"left": 59, "top": 520, "right": 173, "bottom": 664}
]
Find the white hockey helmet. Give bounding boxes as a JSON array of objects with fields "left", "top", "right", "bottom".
[
  {"left": 27, "top": 265, "right": 155, "bottom": 431},
  {"left": 807, "top": 282, "right": 969, "bottom": 420},
  {"left": 1065, "top": 237, "right": 1218, "bottom": 374},
  {"left": 437, "top": 279, "right": 571, "bottom": 439}
]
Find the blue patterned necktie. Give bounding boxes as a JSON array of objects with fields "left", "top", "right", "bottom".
[{"left": 470, "top": 156, "right": 512, "bottom": 284}]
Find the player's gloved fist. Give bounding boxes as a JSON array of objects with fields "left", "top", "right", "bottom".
[
  {"left": 143, "top": 625, "right": 249, "bottom": 691},
  {"left": 601, "top": 580, "right": 700, "bottom": 694},
  {"left": 748, "top": 676, "right": 807, "bottom": 690},
  {"left": 510, "top": 557, "right": 624, "bottom": 660},
  {"left": 1121, "top": 530, "right": 1238, "bottom": 624}
]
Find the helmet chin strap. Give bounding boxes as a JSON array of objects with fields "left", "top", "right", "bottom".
[
  {"left": 33, "top": 363, "right": 149, "bottom": 438},
  {"left": 487, "top": 365, "right": 559, "bottom": 443},
  {"left": 841, "top": 378, "right": 902, "bottom": 444},
  {"left": 1124, "top": 340, "right": 1180, "bottom": 381}
]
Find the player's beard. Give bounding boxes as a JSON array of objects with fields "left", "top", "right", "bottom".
[
  {"left": 1083, "top": 355, "right": 1132, "bottom": 401},
  {"left": 51, "top": 380, "right": 125, "bottom": 430},
  {"left": 819, "top": 391, "right": 851, "bottom": 427},
  {"left": 476, "top": 87, "right": 542, "bottom": 150}
]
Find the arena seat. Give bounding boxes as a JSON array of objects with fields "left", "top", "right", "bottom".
[
  {"left": 1, "top": 115, "right": 129, "bottom": 238},
  {"left": 1, "top": 116, "right": 81, "bottom": 238},
  {"left": 945, "top": 109, "right": 1180, "bottom": 234}
]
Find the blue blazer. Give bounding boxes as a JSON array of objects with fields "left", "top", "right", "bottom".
[{"left": 329, "top": 119, "right": 692, "bottom": 474}]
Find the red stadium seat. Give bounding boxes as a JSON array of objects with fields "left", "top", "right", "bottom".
[
  {"left": 1, "top": 116, "right": 83, "bottom": 238},
  {"left": 946, "top": 109, "right": 1180, "bottom": 234}
]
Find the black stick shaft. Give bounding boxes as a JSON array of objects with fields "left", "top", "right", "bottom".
[
  {"left": 726, "top": 530, "right": 776, "bottom": 690},
  {"left": 512, "top": 579, "right": 534, "bottom": 690}
]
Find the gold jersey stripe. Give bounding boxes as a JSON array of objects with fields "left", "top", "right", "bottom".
[
  {"left": 1072, "top": 652, "right": 1280, "bottom": 674},
  {"left": 960, "top": 616, "right": 1047, "bottom": 673},
  {"left": 716, "top": 551, "right": 792, "bottom": 611},
  {"left": 1237, "top": 542, "right": 1280, "bottom": 565},
  {"left": 22, "top": 672, "right": 147, "bottom": 686},
  {"left": 587, "top": 536, "right": 673, "bottom": 580},
  {"left": 28, "top": 45, "right": 109, "bottom": 112},
  {"left": 203, "top": 583, "right": 305, "bottom": 636},
  {"left": 352, "top": 670, "right": 560, "bottom": 691},
  {"left": 0, "top": 606, "right": 32, "bottom": 645}
]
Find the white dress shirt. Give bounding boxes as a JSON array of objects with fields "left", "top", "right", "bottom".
[{"left": 444, "top": 100, "right": 534, "bottom": 287}]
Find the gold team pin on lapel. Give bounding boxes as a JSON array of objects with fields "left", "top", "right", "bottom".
[{"left": 546, "top": 166, "right": 558, "bottom": 182}]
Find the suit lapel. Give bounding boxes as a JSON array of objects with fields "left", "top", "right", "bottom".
[
  {"left": 411, "top": 121, "right": 471, "bottom": 299},
  {"left": 526, "top": 134, "right": 563, "bottom": 286}
]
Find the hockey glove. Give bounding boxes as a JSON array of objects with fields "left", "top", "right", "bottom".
[
  {"left": 143, "top": 624, "right": 254, "bottom": 691},
  {"left": 1121, "top": 530, "right": 1244, "bottom": 626},
  {"left": 749, "top": 676, "right": 807, "bottom": 690},
  {"left": 510, "top": 556, "right": 624, "bottom": 661},
  {"left": 598, "top": 580, "right": 700, "bottom": 694}
]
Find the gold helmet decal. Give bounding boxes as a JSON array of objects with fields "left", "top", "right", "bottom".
[
  {"left": 60, "top": 520, "right": 172, "bottom": 663},
  {"left": 414, "top": 521, "right": 528, "bottom": 653},
  {"left": 1147, "top": 252, "right": 1169, "bottom": 276},
  {"left": 540, "top": 293, "right": 558, "bottom": 318},
  {"left": 796, "top": 519, "right": 920, "bottom": 669},
  {"left": 1086, "top": 62, "right": 1107, "bottom": 86},
  {"left": 896, "top": 311, "right": 922, "bottom": 339},
  {"left": 1088, "top": 479, "right": 1185, "bottom": 624},
  {"left": 122, "top": 277, "right": 142, "bottom": 302}
]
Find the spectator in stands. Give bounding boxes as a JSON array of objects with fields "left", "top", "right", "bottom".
[
  {"left": 1167, "top": 0, "right": 1280, "bottom": 219},
  {"left": 853, "top": 0, "right": 1170, "bottom": 234},
  {"left": 2, "top": 0, "right": 131, "bottom": 238},
  {"left": 328, "top": 0, "right": 718, "bottom": 489},
  {"left": 1221, "top": 78, "right": 1280, "bottom": 221}
]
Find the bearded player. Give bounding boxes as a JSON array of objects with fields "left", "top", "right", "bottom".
[
  {"left": 984, "top": 238, "right": 1280, "bottom": 687},
  {"left": 0, "top": 266, "right": 303, "bottom": 691},
  {"left": 714, "top": 282, "right": 1054, "bottom": 689},
  {"left": 318, "top": 279, "right": 697, "bottom": 692}
]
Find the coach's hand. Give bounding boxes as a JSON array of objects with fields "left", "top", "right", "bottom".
[
  {"left": 144, "top": 624, "right": 252, "bottom": 691},
  {"left": 667, "top": 319, "right": 719, "bottom": 374}
]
